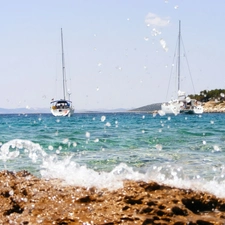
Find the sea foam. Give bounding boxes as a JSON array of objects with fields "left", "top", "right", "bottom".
[{"left": 1, "top": 139, "right": 225, "bottom": 198}]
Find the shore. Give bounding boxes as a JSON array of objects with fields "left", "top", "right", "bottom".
[
  {"left": 203, "top": 101, "right": 225, "bottom": 113},
  {"left": 129, "top": 101, "right": 225, "bottom": 114},
  {"left": 0, "top": 170, "right": 225, "bottom": 224}
]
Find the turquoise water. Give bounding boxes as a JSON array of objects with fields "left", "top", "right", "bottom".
[{"left": 1, "top": 113, "right": 225, "bottom": 196}]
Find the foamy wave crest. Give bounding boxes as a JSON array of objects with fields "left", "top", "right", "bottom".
[
  {"left": 0, "top": 139, "right": 47, "bottom": 162},
  {"left": 40, "top": 158, "right": 225, "bottom": 197},
  {"left": 40, "top": 159, "right": 147, "bottom": 190},
  {"left": 146, "top": 165, "right": 225, "bottom": 198},
  {"left": 1, "top": 140, "right": 225, "bottom": 198}
]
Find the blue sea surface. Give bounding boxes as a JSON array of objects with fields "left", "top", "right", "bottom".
[{"left": 0, "top": 112, "right": 225, "bottom": 196}]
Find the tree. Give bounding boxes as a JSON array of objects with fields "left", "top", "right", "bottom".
[{"left": 188, "top": 89, "right": 225, "bottom": 102}]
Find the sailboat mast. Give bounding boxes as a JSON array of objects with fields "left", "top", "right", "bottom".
[
  {"left": 61, "top": 28, "right": 66, "bottom": 100},
  {"left": 178, "top": 20, "right": 181, "bottom": 91}
]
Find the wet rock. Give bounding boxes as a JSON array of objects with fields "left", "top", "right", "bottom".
[{"left": 0, "top": 170, "right": 225, "bottom": 224}]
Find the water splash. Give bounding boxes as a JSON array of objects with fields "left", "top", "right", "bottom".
[
  {"left": 0, "top": 139, "right": 46, "bottom": 163},
  {"left": 40, "top": 162, "right": 146, "bottom": 190},
  {"left": 160, "top": 38, "right": 168, "bottom": 52},
  {"left": 151, "top": 28, "right": 161, "bottom": 36},
  {"left": 101, "top": 115, "right": 106, "bottom": 122}
]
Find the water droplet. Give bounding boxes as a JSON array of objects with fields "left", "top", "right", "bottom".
[
  {"left": 48, "top": 145, "right": 53, "bottom": 150},
  {"left": 151, "top": 28, "right": 161, "bottom": 36},
  {"left": 158, "top": 110, "right": 165, "bottom": 116},
  {"left": 101, "top": 116, "right": 106, "bottom": 122},
  {"left": 156, "top": 144, "right": 162, "bottom": 150},
  {"left": 160, "top": 39, "right": 168, "bottom": 52},
  {"left": 94, "top": 138, "right": 99, "bottom": 143},
  {"left": 105, "top": 122, "right": 111, "bottom": 127},
  {"left": 86, "top": 132, "right": 90, "bottom": 138},
  {"left": 213, "top": 145, "right": 220, "bottom": 152},
  {"left": 62, "top": 138, "right": 69, "bottom": 144}
]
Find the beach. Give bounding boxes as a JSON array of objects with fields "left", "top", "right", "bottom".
[{"left": 0, "top": 170, "right": 225, "bottom": 225}]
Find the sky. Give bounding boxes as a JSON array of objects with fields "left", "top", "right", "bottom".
[{"left": 0, "top": 1, "right": 225, "bottom": 110}]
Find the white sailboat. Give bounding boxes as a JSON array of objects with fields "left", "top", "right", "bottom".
[
  {"left": 161, "top": 99, "right": 180, "bottom": 115},
  {"left": 161, "top": 21, "right": 203, "bottom": 115},
  {"left": 50, "top": 28, "right": 74, "bottom": 117}
]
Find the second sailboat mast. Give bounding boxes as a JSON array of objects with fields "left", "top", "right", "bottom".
[{"left": 178, "top": 20, "right": 181, "bottom": 92}]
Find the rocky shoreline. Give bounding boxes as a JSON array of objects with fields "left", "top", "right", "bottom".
[
  {"left": 0, "top": 170, "right": 225, "bottom": 224},
  {"left": 130, "top": 101, "right": 225, "bottom": 114},
  {"left": 203, "top": 101, "right": 225, "bottom": 113}
]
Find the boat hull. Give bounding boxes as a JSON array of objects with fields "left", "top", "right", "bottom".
[
  {"left": 161, "top": 100, "right": 204, "bottom": 115},
  {"left": 50, "top": 100, "right": 74, "bottom": 117},
  {"left": 180, "top": 105, "right": 204, "bottom": 114},
  {"left": 161, "top": 101, "right": 180, "bottom": 115},
  {"left": 51, "top": 107, "right": 74, "bottom": 117}
]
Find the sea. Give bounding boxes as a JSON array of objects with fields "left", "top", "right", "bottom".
[{"left": 1, "top": 112, "right": 225, "bottom": 198}]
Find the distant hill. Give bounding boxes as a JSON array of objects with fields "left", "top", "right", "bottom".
[
  {"left": 130, "top": 103, "right": 161, "bottom": 112},
  {"left": 0, "top": 107, "right": 129, "bottom": 114},
  {"left": 0, "top": 108, "right": 50, "bottom": 114}
]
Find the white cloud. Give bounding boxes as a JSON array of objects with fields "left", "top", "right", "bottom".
[{"left": 145, "top": 13, "right": 170, "bottom": 27}]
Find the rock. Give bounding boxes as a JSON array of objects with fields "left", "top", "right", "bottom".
[
  {"left": 203, "top": 101, "right": 225, "bottom": 113},
  {"left": 0, "top": 171, "right": 225, "bottom": 224}
]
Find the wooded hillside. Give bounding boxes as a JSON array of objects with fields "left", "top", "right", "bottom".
[{"left": 189, "top": 89, "right": 225, "bottom": 102}]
